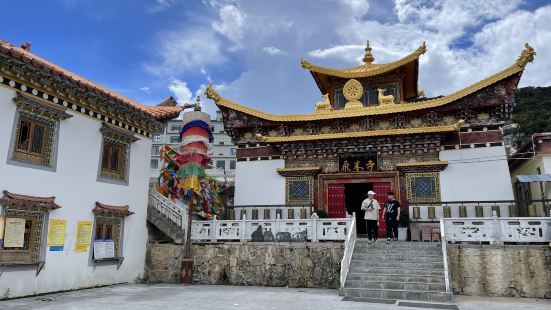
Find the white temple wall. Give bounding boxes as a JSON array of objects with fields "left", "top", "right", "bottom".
[
  {"left": 0, "top": 87, "right": 150, "bottom": 297},
  {"left": 439, "top": 146, "right": 514, "bottom": 217},
  {"left": 234, "top": 159, "right": 285, "bottom": 206}
]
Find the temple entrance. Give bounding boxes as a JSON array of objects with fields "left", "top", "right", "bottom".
[{"left": 345, "top": 183, "right": 371, "bottom": 235}]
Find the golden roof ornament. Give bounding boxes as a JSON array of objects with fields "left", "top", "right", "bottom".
[
  {"left": 205, "top": 84, "right": 221, "bottom": 102},
  {"left": 516, "top": 43, "right": 536, "bottom": 68},
  {"left": 363, "top": 41, "right": 374, "bottom": 64},
  {"left": 343, "top": 79, "right": 364, "bottom": 109}
]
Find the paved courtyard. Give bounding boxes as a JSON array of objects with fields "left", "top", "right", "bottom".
[{"left": 1, "top": 284, "right": 549, "bottom": 310}]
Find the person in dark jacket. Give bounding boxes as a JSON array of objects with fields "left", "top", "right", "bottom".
[{"left": 383, "top": 191, "right": 401, "bottom": 244}]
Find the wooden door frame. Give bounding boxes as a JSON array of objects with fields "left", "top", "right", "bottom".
[{"left": 317, "top": 171, "right": 400, "bottom": 212}]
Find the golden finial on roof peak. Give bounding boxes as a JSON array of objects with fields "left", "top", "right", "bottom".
[{"left": 363, "top": 40, "right": 374, "bottom": 64}]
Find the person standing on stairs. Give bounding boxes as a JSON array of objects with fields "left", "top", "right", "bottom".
[
  {"left": 361, "top": 190, "right": 380, "bottom": 243},
  {"left": 384, "top": 191, "right": 401, "bottom": 244}
]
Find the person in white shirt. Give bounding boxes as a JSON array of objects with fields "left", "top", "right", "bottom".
[{"left": 361, "top": 190, "right": 380, "bottom": 243}]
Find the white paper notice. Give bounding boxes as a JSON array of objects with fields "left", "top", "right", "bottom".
[
  {"left": 4, "top": 218, "right": 26, "bottom": 248},
  {"left": 93, "top": 241, "right": 106, "bottom": 259},
  {"left": 104, "top": 240, "right": 115, "bottom": 258}
]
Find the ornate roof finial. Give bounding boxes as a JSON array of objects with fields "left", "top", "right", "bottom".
[
  {"left": 194, "top": 95, "right": 201, "bottom": 111},
  {"left": 516, "top": 43, "right": 536, "bottom": 68},
  {"left": 20, "top": 42, "right": 31, "bottom": 52},
  {"left": 205, "top": 84, "right": 220, "bottom": 102},
  {"left": 363, "top": 41, "right": 374, "bottom": 64}
]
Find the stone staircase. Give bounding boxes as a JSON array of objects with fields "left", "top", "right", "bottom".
[
  {"left": 343, "top": 240, "right": 452, "bottom": 303},
  {"left": 147, "top": 190, "right": 186, "bottom": 244}
]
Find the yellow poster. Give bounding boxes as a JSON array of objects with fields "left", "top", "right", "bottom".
[
  {"left": 47, "top": 219, "right": 67, "bottom": 247},
  {"left": 75, "top": 220, "right": 92, "bottom": 253},
  {"left": 0, "top": 217, "right": 5, "bottom": 240},
  {"left": 4, "top": 217, "right": 26, "bottom": 248}
]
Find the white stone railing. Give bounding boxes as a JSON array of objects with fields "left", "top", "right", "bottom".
[
  {"left": 191, "top": 215, "right": 353, "bottom": 242},
  {"left": 148, "top": 189, "right": 188, "bottom": 228},
  {"left": 340, "top": 213, "right": 356, "bottom": 295},
  {"left": 439, "top": 218, "right": 452, "bottom": 295},
  {"left": 441, "top": 213, "right": 551, "bottom": 243}
]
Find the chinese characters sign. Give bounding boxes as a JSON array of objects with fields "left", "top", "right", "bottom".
[{"left": 339, "top": 153, "right": 378, "bottom": 173}]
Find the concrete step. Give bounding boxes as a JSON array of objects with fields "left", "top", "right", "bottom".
[
  {"left": 343, "top": 287, "right": 452, "bottom": 302},
  {"left": 147, "top": 204, "right": 185, "bottom": 244},
  {"left": 351, "top": 253, "right": 443, "bottom": 263},
  {"left": 349, "top": 261, "right": 445, "bottom": 270},
  {"left": 345, "top": 280, "right": 446, "bottom": 291},
  {"left": 352, "top": 247, "right": 443, "bottom": 255},
  {"left": 346, "top": 273, "right": 445, "bottom": 284},
  {"left": 354, "top": 241, "right": 441, "bottom": 249},
  {"left": 347, "top": 268, "right": 445, "bottom": 276}
]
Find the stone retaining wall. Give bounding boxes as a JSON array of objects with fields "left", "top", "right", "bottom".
[
  {"left": 448, "top": 244, "right": 551, "bottom": 298},
  {"left": 145, "top": 242, "right": 344, "bottom": 288}
]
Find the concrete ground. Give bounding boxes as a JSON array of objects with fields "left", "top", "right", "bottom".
[{"left": 1, "top": 284, "right": 550, "bottom": 310}]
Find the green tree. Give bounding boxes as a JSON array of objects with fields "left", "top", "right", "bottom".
[{"left": 511, "top": 86, "right": 551, "bottom": 135}]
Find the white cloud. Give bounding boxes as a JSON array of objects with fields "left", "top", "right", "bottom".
[
  {"left": 140, "top": 86, "right": 150, "bottom": 91},
  {"left": 212, "top": 4, "right": 246, "bottom": 50},
  {"left": 262, "top": 46, "right": 287, "bottom": 56},
  {"left": 146, "top": 0, "right": 551, "bottom": 116},
  {"left": 168, "top": 79, "right": 193, "bottom": 104},
  {"left": 146, "top": 28, "right": 226, "bottom": 76}
]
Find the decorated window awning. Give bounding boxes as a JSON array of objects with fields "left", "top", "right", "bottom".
[
  {"left": 277, "top": 166, "right": 321, "bottom": 177},
  {"left": 13, "top": 92, "right": 72, "bottom": 120},
  {"left": 395, "top": 161, "right": 449, "bottom": 172},
  {"left": 93, "top": 202, "right": 134, "bottom": 217},
  {"left": 100, "top": 123, "right": 139, "bottom": 143},
  {"left": 0, "top": 190, "right": 61, "bottom": 210}
]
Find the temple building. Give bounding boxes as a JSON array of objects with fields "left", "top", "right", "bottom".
[
  {"left": 0, "top": 40, "right": 182, "bottom": 298},
  {"left": 205, "top": 41, "right": 536, "bottom": 230}
]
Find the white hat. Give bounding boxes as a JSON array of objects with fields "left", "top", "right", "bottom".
[{"left": 368, "top": 190, "right": 376, "bottom": 196}]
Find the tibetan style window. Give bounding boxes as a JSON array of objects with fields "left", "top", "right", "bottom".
[
  {"left": 92, "top": 202, "right": 133, "bottom": 262},
  {"left": 9, "top": 92, "right": 72, "bottom": 168},
  {"left": 0, "top": 191, "right": 61, "bottom": 265},
  {"left": 285, "top": 177, "right": 314, "bottom": 205},
  {"left": 406, "top": 172, "right": 441, "bottom": 203},
  {"left": 98, "top": 123, "right": 138, "bottom": 184}
]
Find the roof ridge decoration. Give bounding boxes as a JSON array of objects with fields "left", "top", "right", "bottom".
[
  {"left": 300, "top": 41, "right": 426, "bottom": 79},
  {"left": 363, "top": 41, "right": 374, "bottom": 64},
  {"left": 205, "top": 43, "right": 535, "bottom": 122},
  {"left": 0, "top": 190, "right": 61, "bottom": 210}
]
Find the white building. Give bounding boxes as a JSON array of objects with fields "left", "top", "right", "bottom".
[
  {"left": 0, "top": 40, "right": 182, "bottom": 298},
  {"left": 509, "top": 133, "right": 551, "bottom": 216},
  {"left": 150, "top": 110, "right": 237, "bottom": 186}
]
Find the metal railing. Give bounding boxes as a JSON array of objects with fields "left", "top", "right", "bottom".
[{"left": 339, "top": 212, "right": 357, "bottom": 295}]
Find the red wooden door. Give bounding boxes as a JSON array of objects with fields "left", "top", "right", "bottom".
[
  {"left": 373, "top": 182, "right": 392, "bottom": 238},
  {"left": 327, "top": 184, "right": 345, "bottom": 218}
]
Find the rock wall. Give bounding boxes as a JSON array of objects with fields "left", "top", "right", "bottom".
[
  {"left": 448, "top": 245, "right": 551, "bottom": 298},
  {"left": 146, "top": 242, "right": 344, "bottom": 288}
]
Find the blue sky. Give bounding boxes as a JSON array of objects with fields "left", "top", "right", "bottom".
[{"left": 2, "top": 0, "right": 550, "bottom": 116}]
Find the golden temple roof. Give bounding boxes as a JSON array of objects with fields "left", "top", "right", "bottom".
[
  {"left": 300, "top": 42, "right": 426, "bottom": 79},
  {"left": 205, "top": 43, "right": 535, "bottom": 123}
]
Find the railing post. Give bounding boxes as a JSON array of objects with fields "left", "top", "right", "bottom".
[
  {"left": 240, "top": 214, "right": 246, "bottom": 243},
  {"left": 492, "top": 210, "right": 502, "bottom": 245},
  {"left": 212, "top": 215, "right": 218, "bottom": 242}
]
